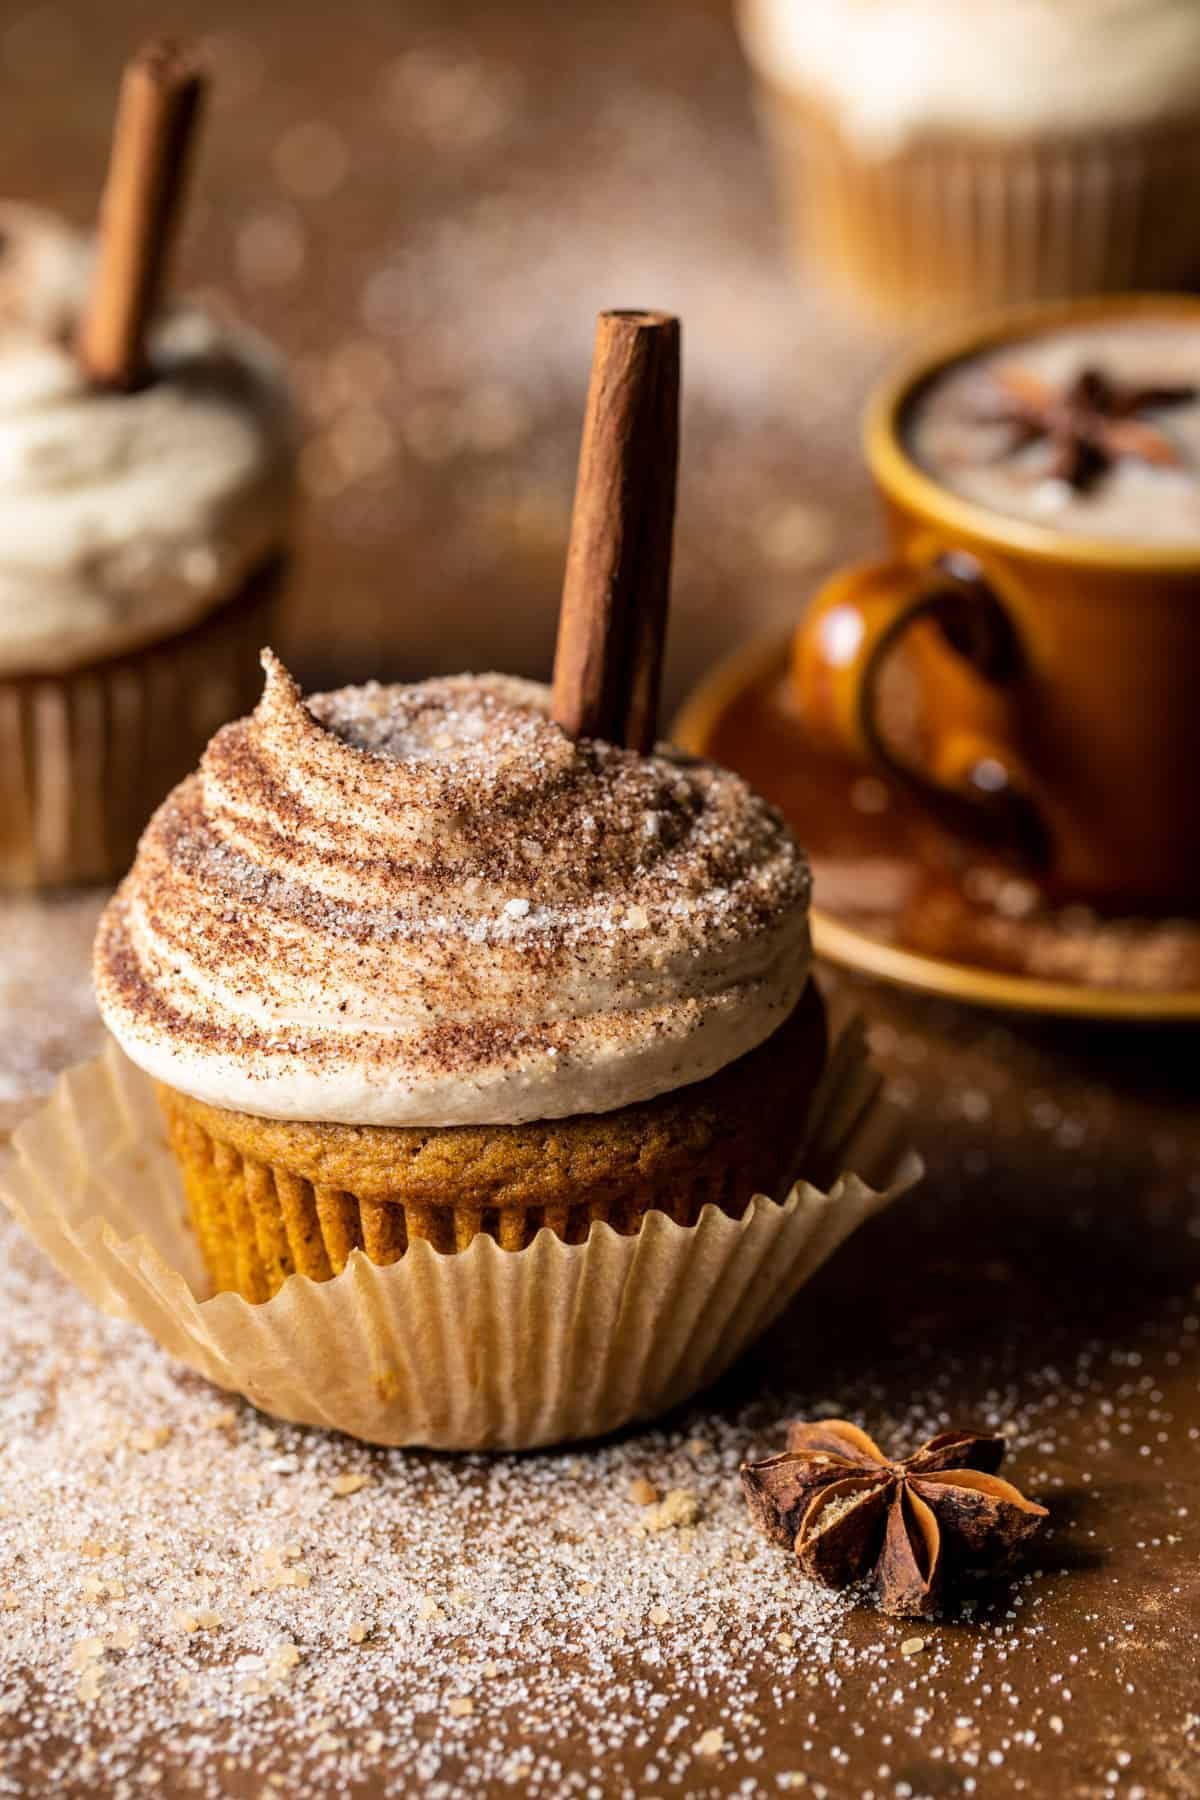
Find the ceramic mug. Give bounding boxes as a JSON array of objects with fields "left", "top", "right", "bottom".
[{"left": 794, "top": 295, "right": 1200, "bottom": 908}]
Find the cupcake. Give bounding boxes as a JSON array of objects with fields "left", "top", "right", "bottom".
[
  {"left": 0, "top": 46, "right": 295, "bottom": 889},
  {"left": 736, "top": 0, "right": 1200, "bottom": 321},
  {"left": 47, "top": 309, "right": 914, "bottom": 1447},
  {"left": 93, "top": 653, "right": 827, "bottom": 1304}
]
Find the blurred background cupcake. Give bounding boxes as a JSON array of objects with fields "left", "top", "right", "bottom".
[
  {"left": 736, "top": 0, "right": 1200, "bottom": 323},
  {"left": 0, "top": 46, "right": 296, "bottom": 892},
  {"left": 0, "top": 203, "right": 294, "bottom": 888}
]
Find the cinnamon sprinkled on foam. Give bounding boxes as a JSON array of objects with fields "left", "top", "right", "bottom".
[{"left": 94, "top": 654, "right": 811, "bottom": 1126}]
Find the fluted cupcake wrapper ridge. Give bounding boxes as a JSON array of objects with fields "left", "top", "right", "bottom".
[
  {"left": 756, "top": 85, "right": 1200, "bottom": 320},
  {"left": 0, "top": 1029, "right": 919, "bottom": 1450},
  {"left": 0, "top": 558, "right": 283, "bottom": 890},
  {"left": 159, "top": 1084, "right": 773, "bottom": 1301}
]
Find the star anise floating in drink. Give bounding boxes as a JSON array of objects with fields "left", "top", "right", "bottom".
[
  {"left": 975, "top": 364, "right": 1195, "bottom": 491},
  {"left": 741, "top": 1419, "right": 1047, "bottom": 1618}
]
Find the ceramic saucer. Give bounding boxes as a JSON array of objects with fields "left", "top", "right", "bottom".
[{"left": 673, "top": 636, "right": 1200, "bottom": 1022}]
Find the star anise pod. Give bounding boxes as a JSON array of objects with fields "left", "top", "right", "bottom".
[
  {"left": 974, "top": 364, "right": 1195, "bottom": 492},
  {"left": 741, "top": 1419, "right": 1047, "bottom": 1618}
]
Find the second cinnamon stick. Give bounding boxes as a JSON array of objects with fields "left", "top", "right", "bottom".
[{"left": 76, "top": 40, "right": 207, "bottom": 391}]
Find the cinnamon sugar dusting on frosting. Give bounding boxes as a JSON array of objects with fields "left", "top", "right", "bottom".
[{"left": 94, "top": 653, "right": 812, "bottom": 1127}]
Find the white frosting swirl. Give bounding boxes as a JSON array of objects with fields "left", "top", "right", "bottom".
[
  {"left": 738, "top": 0, "right": 1200, "bottom": 153},
  {"left": 94, "top": 655, "right": 813, "bottom": 1127},
  {"left": 0, "top": 208, "right": 294, "bottom": 676}
]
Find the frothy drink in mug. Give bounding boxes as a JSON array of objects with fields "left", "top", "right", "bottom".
[
  {"left": 906, "top": 319, "right": 1200, "bottom": 545},
  {"left": 794, "top": 299, "right": 1200, "bottom": 906}
]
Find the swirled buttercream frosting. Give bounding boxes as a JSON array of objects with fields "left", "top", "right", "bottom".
[
  {"left": 94, "top": 654, "right": 814, "bottom": 1127},
  {"left": 0, "top": 206, "right": 294, "bottom": 676}
]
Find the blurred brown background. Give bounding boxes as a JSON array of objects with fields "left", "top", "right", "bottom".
[{"left": 2, "top": 0, "right": 891, "bottom": 707}]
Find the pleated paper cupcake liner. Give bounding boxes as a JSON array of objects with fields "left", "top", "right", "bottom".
[
  {"left": 756, "top": 86, "right": 1200, "bottom": 322},
  {"left": 0, "top": 1026, "right": 920, "bottom": 1451},
  {"left": 157, "top": 1082, "right": 819, "bottom": 1303},
  {"left": 0, "top": 557, "right": 284, "bottom": 890}
]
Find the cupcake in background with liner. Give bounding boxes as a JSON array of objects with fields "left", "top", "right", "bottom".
[
  {"left": 0, "top": 44, "right": 295, "bottom": 890},
  {"left": 51, "top": 313, "right": 915, "bottom": 1450},
  {"left": 736, "top": 0, "right": 1200, "bottom": 322}
]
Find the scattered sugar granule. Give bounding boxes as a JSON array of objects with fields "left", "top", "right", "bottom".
[
  {"left": 76, "top": 1668, "right": 102, "bottom": 1705},
  {"left": 329, "top": 1473, "right": 371, "bottom": 1497},
  {"left": 130, "top": 1427, "right": 171, "bottom": 1452},
  {"left": 694, "top": 1727, "right": 726, "bottom": 1757},
  {"left": 901, "top": 1636, "right": 927, "bottom": 1657},
  {"left": 644, "top": 1488, "right": 701, "bottom": 1531},
  {"left": 69, "top": 1638, "right": 105, "bottom": 1671},
  {"left": 447, "top": 1696, "right": 474, "bottom": 1718}
]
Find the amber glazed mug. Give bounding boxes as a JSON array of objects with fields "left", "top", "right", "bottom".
[{"left": 795, "top": 295, "right": 1200, "bottom": 909}]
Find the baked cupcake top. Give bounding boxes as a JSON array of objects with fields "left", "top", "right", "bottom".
[
  {"left": 0, "top": 206, "right": 294, "bottom": 677},
  {"left": 738, "top": 0, "right": 1200, "bottom": 153},
  {"left": 94, "top": 653, "right": 813, "bottom": 1127}
]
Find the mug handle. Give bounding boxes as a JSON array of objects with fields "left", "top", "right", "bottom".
[{"left": 793, "top": 551, "right": 1050, "bottom": 867}]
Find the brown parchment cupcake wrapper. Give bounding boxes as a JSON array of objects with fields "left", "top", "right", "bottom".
[
  {"left": 755, "top": 86, "right": 1200, "bottom": 320},
  {"left": 0, "top": 1028, "right": 919, "bottom": 1450},
  {"left": 0, "top": 558, "right": 283, "bottom": 890}
]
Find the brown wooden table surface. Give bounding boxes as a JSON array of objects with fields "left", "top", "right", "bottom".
[{"left": 1, "top": 4, "right": 1198, "bottom": 1797}]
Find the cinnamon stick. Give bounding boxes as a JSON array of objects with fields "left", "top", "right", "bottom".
[
  {"left": 551, "top": 309, "right": 680, "bottom": 751},
  {"left": 75, "top": 40, "right": 208, "bottom": 391}
]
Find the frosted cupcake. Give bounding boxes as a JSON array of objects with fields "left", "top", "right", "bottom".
[
  {"left": 736, "top": 0, "right": 1200, "bottom": 321},
  {"left": 0, "top": 41, "right": 295, "bottom": 889},
  {"left": 0, "top": 206, "right": 293, "bottom": 886},
  {"left": 93, "top": 653, "right": 826, "bottom": 1304}
]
